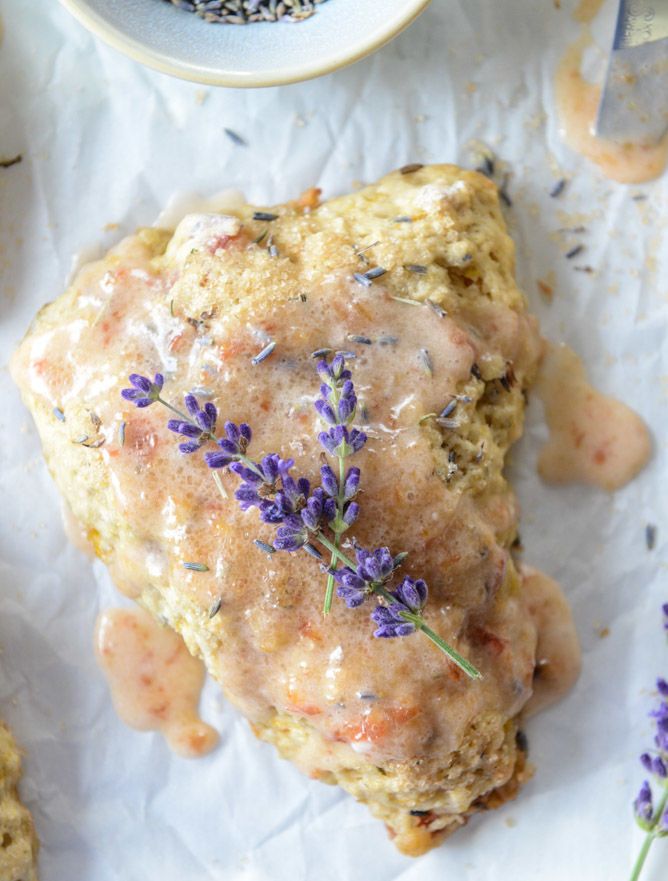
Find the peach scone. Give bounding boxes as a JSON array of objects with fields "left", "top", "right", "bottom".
[{"left": 12, "top": 165, "right": 579, "bottom": 855}]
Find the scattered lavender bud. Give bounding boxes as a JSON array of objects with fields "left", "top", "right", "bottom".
[
  {"left": 253, "top": 211, "right": 278, "bottom": 222},
  {"left": 251, "top": 340, "right": 276, "bottom": 365},
  {"left": 550, "top": 179, "right": 566, "bottom": 198},
  {"left": 224, "top": 128, "right": 247, "bottom": 147},
  {"left": 183, "top": 561, "right": 209, "bottom": 572}
]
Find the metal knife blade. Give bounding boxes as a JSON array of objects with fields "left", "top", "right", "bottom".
[{"left": 595, "top": 0, "right": 668, "bottom": 144}]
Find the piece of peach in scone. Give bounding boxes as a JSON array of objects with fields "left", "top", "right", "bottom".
[{"left": 12, "top": 165, "right": 579, "bottom": 855}]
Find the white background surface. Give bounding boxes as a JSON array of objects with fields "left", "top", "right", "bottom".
[{"left": 0, "top": 1, "right": 667, "bottom": 879}]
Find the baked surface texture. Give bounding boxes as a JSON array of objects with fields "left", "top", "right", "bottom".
[
  {"left": 12, "top": 165, "right": 578, "bottom": 855},
  {"left": 0, "top": 723, "right": 38, "bottom": 881}
]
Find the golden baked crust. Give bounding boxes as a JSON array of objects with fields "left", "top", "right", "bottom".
[
  {"left": 12, "top": 164, "right": 577, "bottom": 855},
  {"left": 0, "top": 723, "right": 38, "bottom": 881}
]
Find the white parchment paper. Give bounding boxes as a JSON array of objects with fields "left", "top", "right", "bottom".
[{"left": 1, "top": 1, "right": 667, "bottom": 878}]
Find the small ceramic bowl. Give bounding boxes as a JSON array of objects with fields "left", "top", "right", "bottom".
[{"left": 59, "top": 0, "right": 431, "bottom": 88}]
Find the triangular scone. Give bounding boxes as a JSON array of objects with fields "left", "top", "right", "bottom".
[{"left": 12, "top": 165, "right": 579, "bottom": 856}]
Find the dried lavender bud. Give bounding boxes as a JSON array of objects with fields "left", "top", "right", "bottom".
[
  {"left": 550, "top": 179, "right": 566, "bottom": 198},
  {"left": 253, "top": 211, "right": 278, "bottom": 222},
  {"left": 251, "top": 340, "right": 276, "bottom": 365}
]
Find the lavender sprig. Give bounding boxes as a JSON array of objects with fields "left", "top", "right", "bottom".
[
  {"left": 120, "top": 378, "right": 260, "bottom": 494},
  {"left": 315, "top": 353, "right": 366, "bottom": 615},
  {"left": 120, "top": 357, "right": 481, "bottom": 680},
  {"left": 324, "top": 539, "right": 480, "bottom": 678},
  {"left": 629, "top": 604, "right": 668, "bottom": 881}
]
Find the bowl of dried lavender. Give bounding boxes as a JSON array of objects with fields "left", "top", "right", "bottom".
[{"left": 59, "top": 0, "right": 431, "bottom": 87}]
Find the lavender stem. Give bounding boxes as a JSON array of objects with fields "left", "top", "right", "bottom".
[
  {"left": 414, "top": 618, "right": 483, "bottom": 680},
  {"left": 316, "top": 532, "right": 357, "bottom": 569},
  {"left": 156, "top": 396, "right": 193, "bottom": 423},
  {"left": 323, "top": 454, "right": 346, "bottom": 615}
]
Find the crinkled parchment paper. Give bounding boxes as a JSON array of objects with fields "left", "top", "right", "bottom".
[{"left": 0, "top": 1, "right": 667, "bottom": 878}]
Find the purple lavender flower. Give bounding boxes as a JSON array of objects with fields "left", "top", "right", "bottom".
[
  {"left": 634, "top": 781, "right": 654, "bottom": 829},
  {"left": 231, "top": 454, "right": 290, "bottom": 513},
  {"left": 319, "top": 464, "right": 360, "bottom": 527},
  {"left": 320, "top": 464, "right": 339, "bottom": 497},
  {"left": 641, "top": 753, "right": 667, "bottom": 778},
  {"left": 273, "top": 515, "right": 309, "bottom": 551},
  {"left": 651, "top": 701, "right": 668, "bottom": 735},
  {"left": 332, "top": 567, "right": 370, "bottom": 608},
  {"left": 336, "top": 381, "right": 357, "bottom": 423},
  {"left": 342, "top": 502, "right": 359, "bottom": 526},
  {"left": 318, "top": 464, "right": 361, "bottom": 502},
  {"left": 274, "top": 473, "right": 310, "bottom": 517},
  {"left": 315, "top": 355, "right": 363, "bottom": 439},
  {"left": 301, "top": 488, "right": 327, "bottom": 531},
  {"left": 394, "top": 576, "right": 428, "bottom": 613},
  {"left": 371, "top": 576, "right": 428, "bottom": 639},
  {"left": 332, "top": 547, "right": 396, "bottom": 609},
  {"left": 317, "top": 353, "right": 351, "bottom": 384},
  {"left": 314, "top": 398, "right": 338, "bottom": 426},
  {"left": 273, "top": 488, "right": 327, "bottom": 551},
  {"left": 166, "top": 394, "right": 217, "bottom": 454},
  {"left": 343, "top": 467, "right": 361, "bottom": 500},
  {"left": 356, "top": 547, "right": 394, "bottom": 585},
  {"left": 319, "top": 425, "right": 367, "bottom": 456},
  {"left": 315, "top": 353, "right": 369, "bottom": 615},
  {"left": 658, "top": 678, "right": 668, "bottom": 698},
  {"left": 205, "top": 421, "right": 252, "bottom": 469},
  {"left": 121, "top": 373, "right": 164, "bottom": 408},
  {"left": 663, "top": 603, "right": 668, "bottom": 633},
  {"left": 371, "top": 603, "right": 416, "bottom": 638}
]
